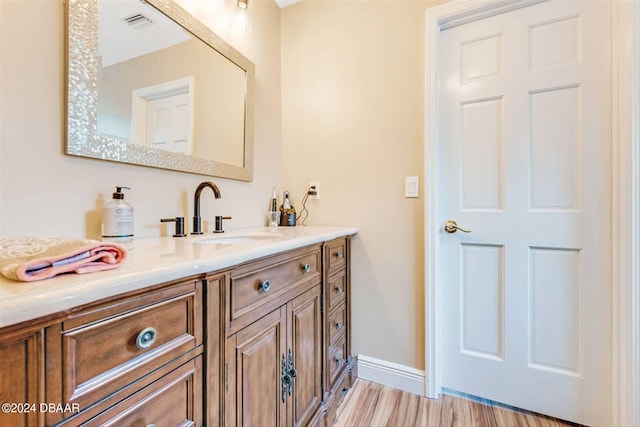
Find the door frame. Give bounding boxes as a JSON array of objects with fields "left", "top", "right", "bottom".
[
  {"left": 131, "top": 76, "right": 194, "bottom": 152},
  {"left": 423, "top": 0, "right": 640, "bottom": 425}
]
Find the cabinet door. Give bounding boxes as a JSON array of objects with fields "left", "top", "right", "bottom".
[
  {"left": 0, "top": 330, "right": 43, "bottom": 427},
  {"left": 225, "top": 307, "right": 287, "bottom": 427},
  {"left": 288, "top": 285, "right": 322, "bottom": 427}
]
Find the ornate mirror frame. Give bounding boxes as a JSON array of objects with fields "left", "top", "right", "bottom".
[{"left": 65, "top": 0, "right": 255, "bottom": 181}]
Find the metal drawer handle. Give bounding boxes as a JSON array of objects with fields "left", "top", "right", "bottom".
[
  {"left": 301, "top": 263, "right": 311, "bottom": 273},
  {"left": 259, "top": 280, "right": 271, "bottom": 293},
  {"left": 336, "top": 251, "right": 343, "bottom": 259},
  {"left": 336, "top": 322, "right": 344, "bottom": 330},
  {"left": 136, "top": 327, "right": 158, "bottom": 350},
  {"left": 335, "top": 286, "right": 343, "bottom": 293}
]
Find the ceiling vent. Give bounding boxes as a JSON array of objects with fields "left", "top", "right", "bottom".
[{"left": 122, "top": 13, "right": 154, "bottom": 30}]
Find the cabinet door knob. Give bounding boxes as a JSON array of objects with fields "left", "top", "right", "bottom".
[
  {"left": 136, "top": 327, "right": 158, "bottom": 350},
  {"left": 335, "top": 357, "right": 344, "bottom": 366},
  {"left": 259, "top": 280, "right": 271, "bottom": 293},
  {"left": 335, "top": 286, "right": 343, "bottom": 293},
  {"left": 336, "top": 251, "right": 344, "bottom": 259},
  {"left": 336, "top": 322, "right": 344, "bottom": 330},
  {"left": 301, "top": 263, "right": 311, "bottom": 273}
]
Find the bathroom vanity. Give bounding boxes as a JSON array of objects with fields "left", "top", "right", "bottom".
[{"left": 0, "top": 226, "right": 356, "bottom": 426}]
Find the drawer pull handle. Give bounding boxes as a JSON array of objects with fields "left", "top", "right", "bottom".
[
  {"left": 335, "top": 286, "right": 343, "bottom": 293},
  {"left": 136, "top": 327, "right": 158, "bottom": 350},
  {"left": 336, "top": 251, "right": 344, "bottom": 259},
  {"left": 301, "top": 263, "right": 311, "bottom": 273},
  {"left": 259, "top": 280, "right": 271, "bottom": 293},
  {"left": 335, "top": 357, "right": 344, "bottom": 366},
  {"left": 336, "top": 322, "right": 344, "bottom": 330}
]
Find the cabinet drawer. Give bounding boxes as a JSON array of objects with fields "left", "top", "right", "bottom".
[
  {"left": 82, "top": 356, "right": 203, "bottom": 426},
  {"left": 229, "top": 247, "right": 321, "bottom": 325},
  {"left": 57, "top": 280, "right": 201, "bottom": 410},
  {"left": 328, "top": 337, "right": 347, "bottom": 386},
  {"left": 326, "top": 239, "right": 347, "bottom": 275},
  {"left": 328, "top": 303, "right": 346, "bottom": 347},
  {"left": 323, "top": 359, "right": 357, "bottom": 427},
  {"left": 327, "top": 270, "right": 346, "bottom": 313}
]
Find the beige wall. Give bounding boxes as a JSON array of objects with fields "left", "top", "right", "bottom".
[
  {"left": 1, "top": 0, "right": 446, "bottom": 373},
  {"left": 0, "top": 0, "right": 282, "bottom": 239},
  {"left": 282, "top": 0, "right": 446, "bottom": 370}
]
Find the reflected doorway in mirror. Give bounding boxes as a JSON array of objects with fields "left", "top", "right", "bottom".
[{"left": 130, "top": 77, "right": 194, "bottom": 156}]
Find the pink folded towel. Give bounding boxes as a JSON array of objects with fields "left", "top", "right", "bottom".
[{"left": 0, "top": 237, "right": 127, "bottom": 282}]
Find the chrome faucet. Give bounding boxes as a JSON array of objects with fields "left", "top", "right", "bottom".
[{"left": 192, "top": 181, "right": 221, "bottom": 235}]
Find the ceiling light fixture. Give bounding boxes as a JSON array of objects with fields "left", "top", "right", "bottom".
[{"left": 234, "top": 0, "right": 252, "bottom": 35}]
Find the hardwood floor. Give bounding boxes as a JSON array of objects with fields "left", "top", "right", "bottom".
[{"left": 333, "top": 379, "right": 577, "bottom": 427}]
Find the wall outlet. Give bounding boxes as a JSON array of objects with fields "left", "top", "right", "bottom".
[{"left": 308, "top": 181, "right": 320, "bottom": 200}]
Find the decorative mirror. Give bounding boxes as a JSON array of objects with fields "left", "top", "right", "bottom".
[{"left": 66, "top": 0, "right": 255, "bottom": 181}]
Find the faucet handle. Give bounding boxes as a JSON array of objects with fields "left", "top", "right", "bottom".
[
  {"left": 160, "top": 217, "right": 186, "bottom": 237},
  {"left": 214, "top": 216, "right": 232, "bottom": 233}
]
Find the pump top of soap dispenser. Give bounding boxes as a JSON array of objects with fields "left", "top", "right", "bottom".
[{"left": 113, "top": 186, "right": 131, "bottom": 199}]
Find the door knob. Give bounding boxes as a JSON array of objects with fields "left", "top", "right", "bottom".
[{"left": 444, "top": 220, "right": 471, "bottom": 234}]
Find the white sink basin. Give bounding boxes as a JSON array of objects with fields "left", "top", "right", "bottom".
[{"left": 195, "top": 233, "right": 279, "bottom": 245}]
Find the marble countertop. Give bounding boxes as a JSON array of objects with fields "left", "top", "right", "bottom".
[{"left": 0, "top": 226, "right": 357, "bottom": 329}]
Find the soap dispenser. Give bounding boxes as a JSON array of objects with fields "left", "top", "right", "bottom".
[{"left": 102, "top": 186, "right": 134, "bottom": 241}]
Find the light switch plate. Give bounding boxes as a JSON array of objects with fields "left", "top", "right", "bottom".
[{"left": 405, "top": 176, "right": 419, "bottom": 198}]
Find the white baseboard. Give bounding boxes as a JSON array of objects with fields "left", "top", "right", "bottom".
[{"left": 356, "top": 354, "right": 426, "bottom": 396}]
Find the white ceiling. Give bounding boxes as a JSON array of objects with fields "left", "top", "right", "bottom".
[
  {"left": 274, "top": 0, "right": 304, "bottom": 8},
  {"left": 99, "top": 0, "right": 190, "bottom": 67}
]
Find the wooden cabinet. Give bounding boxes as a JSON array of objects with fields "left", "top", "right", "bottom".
[
  {"left": 0, "top": 328, "right": 44, "bottom": 427},
  {"left": 81, "top": 356, "right": 203, "bottom": 427},
  {"left": 224, "top": 306, "right": 287, "bottom": 426},
  {"left": 45, "top": 277, "right": 204, "bottom": 426},
  {"left": 220, "top": 238, "right": 354, "bottom": 427},
  {"left": 223, "top": 285, "right": 321, "bottom": 427},
  {"left": 0, "top": 234, "right": 354, "bottom": 427},
  {"left": 222, "top": 245, "right": 323, "bottom": 427},
  {"left": 322, "top": 237, "right": 356, "bottom": 426},
  {"left": 289, "top": 286, "right": 322, "bottom": 426}
]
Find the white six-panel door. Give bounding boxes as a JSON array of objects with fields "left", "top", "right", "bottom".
[
  {"left": 438, "top": 1, "right": 611, "bottom": 425},
  {"left": 146, "top": 92, "right": 191, "bottom": 154}
]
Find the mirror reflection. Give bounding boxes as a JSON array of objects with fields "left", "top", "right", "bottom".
[{"left": 66, "top": 0, "right": 255, "bottom": 180}]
